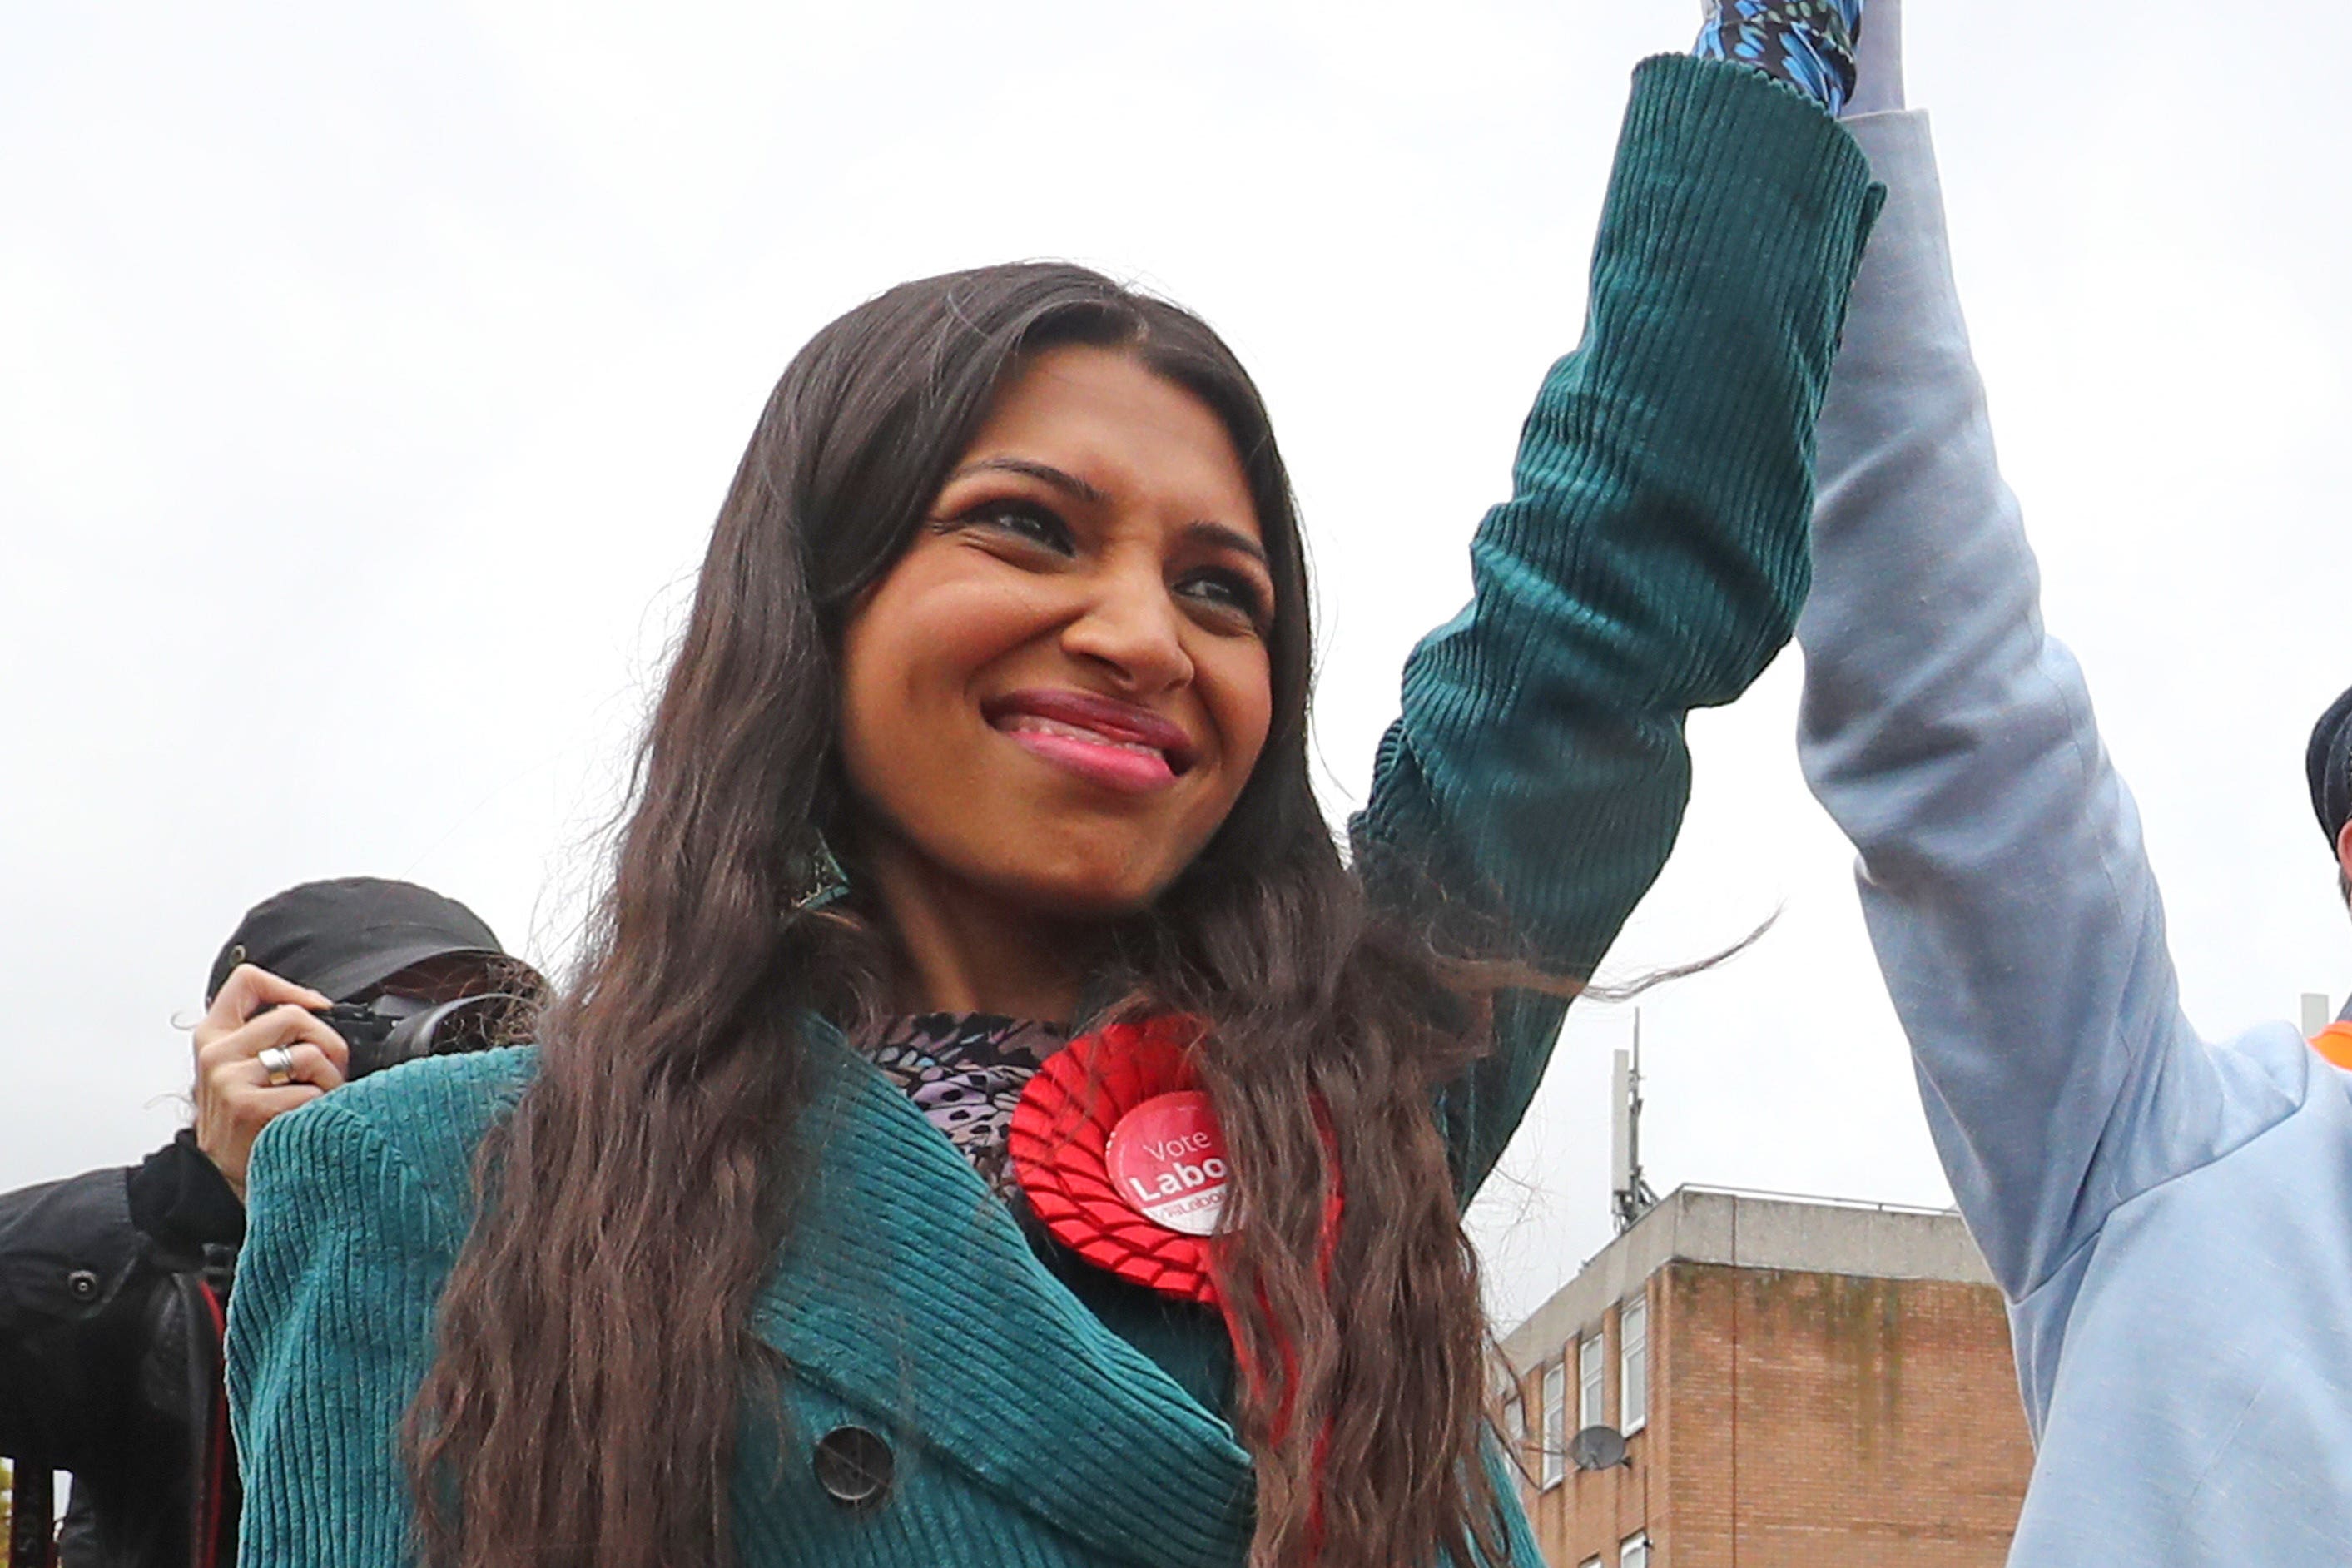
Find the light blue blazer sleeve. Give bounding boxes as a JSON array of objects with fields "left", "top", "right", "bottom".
[{"left": 1795, "top": 111, "right": 2304, "bottom": 1309}]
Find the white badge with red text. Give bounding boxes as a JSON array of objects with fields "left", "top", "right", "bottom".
[{"left": 1104, "top": 1090, "right": 1231, "bottom": 1237}]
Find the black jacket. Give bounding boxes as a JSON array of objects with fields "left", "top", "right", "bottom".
[{"left": 0, "top": 1134, "right": 245, "bottom": 1568}]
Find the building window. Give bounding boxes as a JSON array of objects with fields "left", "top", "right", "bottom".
[
  {"left": 1620, "top": 1532, "right": 1650, "bottom": 1568},
  {"left": 1541, "top": 1362, "right": 1567, "bottom": 1488},
  {"left": 1620, "top": 1294, "right": 1649, "bottom": 1435},
  {"left": 1578, "top": 1331, "right": 1605, "bottom": 1430}
]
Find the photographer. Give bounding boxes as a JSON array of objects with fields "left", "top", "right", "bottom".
[{"left": 0, "top": 877, "right": 538, "bottom": 1568}]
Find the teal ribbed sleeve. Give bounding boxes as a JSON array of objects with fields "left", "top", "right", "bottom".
[
  {"left": 229, "top": 56, "right": 1879, "bottom": 1567},
  {"left": 226, "top": 1072, "right": 475, "bottom": 1563},
  {"left": 1354, "top": 54, "right": 1880, "bottom": 1197}
]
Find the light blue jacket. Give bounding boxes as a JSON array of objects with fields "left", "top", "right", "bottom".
[{"left": 1800, "top": 111, "right": 2352, "bottom": 1565}]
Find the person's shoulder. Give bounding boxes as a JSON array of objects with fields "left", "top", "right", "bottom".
[
  {"left": 2210, "top": 1021, "right": 2324, "bottom": 1102},
  {"left": 334, "top": 1044, "right": 540, "bottom": 1139},
  {"left": 2182, "top": 1020, "right": 2340, "bottom": 1168},
  {"left": 251, "top": 1046, "right": 539, "bottom": 1234},
  {"left": 337, "top": 1043, "right": 538, "bottom": 1171},
  {"left": 0, "top": 1161, "right": 131, "bottom": 1237},
  {"left": 0, "top": 1163, "right": 143, "bottom": 1304}
]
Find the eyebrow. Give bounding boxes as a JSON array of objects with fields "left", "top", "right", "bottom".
[
  {"left": 948, "top": 457, "right": 1109, "bottom": 507},
  {"left": 946, "top": 457, "right": 1271, "bottom": 567},
  {"left": 1183, "top": 520, "right": 1269, "bottom": 568}
]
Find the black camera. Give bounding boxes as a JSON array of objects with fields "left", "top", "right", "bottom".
[{"left": 310, "top": 994, "right": 526, "bottom": 1080}]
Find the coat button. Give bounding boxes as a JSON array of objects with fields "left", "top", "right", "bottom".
[
  {"left": 65, "top": 1269, "right": 100, "bottom": 1303},
  {"left": 811, "top": 1425, "right": 893, "bottom": 1510}
]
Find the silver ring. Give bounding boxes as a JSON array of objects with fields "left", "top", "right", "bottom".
[{"left": 257, "top": 1045, "right": 296, "bottom": 1088}]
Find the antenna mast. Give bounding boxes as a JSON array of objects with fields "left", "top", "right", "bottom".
[{"left": 1611, "top": 1011, "right": 1660, "bottom": 1233}]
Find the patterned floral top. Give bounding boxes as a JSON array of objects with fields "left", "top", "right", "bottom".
[
  {"left": 861, "top": 1013, "right": 1067, "bottom": 1201},
  {"left": 1695, "top": 0, "right": 1864, "bottom": 116}
]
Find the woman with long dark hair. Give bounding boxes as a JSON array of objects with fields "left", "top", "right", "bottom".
[{"left": 226, "top": 11, "right": 1878, "bottom": 1566}]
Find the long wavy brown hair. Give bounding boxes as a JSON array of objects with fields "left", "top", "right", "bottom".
[{"left": 409, "top": 262, "right": 1536, "bottom": 1567}]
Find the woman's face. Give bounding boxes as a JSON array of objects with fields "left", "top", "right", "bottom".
[{"left": 839, "top": 345, "right": 1277, "bottom": 919}]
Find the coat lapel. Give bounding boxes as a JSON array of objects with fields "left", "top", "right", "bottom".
[{"left": 748, "top": 1024, "right": 1255, "bottom": 1566}]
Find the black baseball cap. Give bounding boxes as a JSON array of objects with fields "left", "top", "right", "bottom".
[
  {"left": 2309, "top": 685, "right": 2352, "bottom": 850},
  {"left": 205, "top": 877, "right": 508, "bottom": 1005}
]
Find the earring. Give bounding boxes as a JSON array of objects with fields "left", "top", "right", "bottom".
[{"left": 788, "top": 831, "right": 850, "bottom": 915}]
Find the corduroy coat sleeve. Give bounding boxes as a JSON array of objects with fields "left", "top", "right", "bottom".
[
  {"left": 226, "top": 1091, "right": 462, "bottom": 1565},
  {"left": 1350, "top": 55, "right": 1883, "bottom": 1199}
]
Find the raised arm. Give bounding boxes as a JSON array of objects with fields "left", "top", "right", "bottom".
[
  {"left": 1795, "top": 90, "right": 2307, "bottom": 1305},
  {"left": 1353, "top": 46, "right": 1881, "bottom": 1197}
]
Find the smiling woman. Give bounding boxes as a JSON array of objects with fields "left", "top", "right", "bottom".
[{"left": 222, "top": 20, "right": 1881, "bottom": 1568}]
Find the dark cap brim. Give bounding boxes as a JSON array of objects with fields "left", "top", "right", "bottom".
[
  {"left": 206, "top": 877, "right": 512, "bottom": 1004},
  {"left": 303, "top": 942, "right": 509, "bottom": 1004}
]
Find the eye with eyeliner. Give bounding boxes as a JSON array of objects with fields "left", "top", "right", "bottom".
[
  {"left": 940, "top": 497, "right": 1076, "bottom": 554},
  {"left": 1178, "top": 568, "right": 1272, "bottom": 633}
]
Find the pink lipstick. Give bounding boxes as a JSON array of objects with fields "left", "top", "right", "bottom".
[{"left": 984, "top": 689, "right": 1196, "bottom": 795}]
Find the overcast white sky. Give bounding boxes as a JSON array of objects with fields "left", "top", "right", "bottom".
[{"left": 7, "top": 1, "right": 2351, "bottom": 1331}]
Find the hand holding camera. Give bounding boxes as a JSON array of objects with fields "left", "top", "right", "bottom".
[
  {"left": 192, "top": 965, "right": 350, "bottom": 1199},
  {"left": 191, "top": 966, "right": 530, "bottom": 1198}
]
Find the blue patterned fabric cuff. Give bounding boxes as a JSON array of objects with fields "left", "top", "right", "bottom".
[{"left": 1695, "top": 0, "right": 1863, "bottom": 116}]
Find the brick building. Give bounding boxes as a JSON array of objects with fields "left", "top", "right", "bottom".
[{"left": 1496, "top": 1186, "right": 2034, "bottom": 1567}]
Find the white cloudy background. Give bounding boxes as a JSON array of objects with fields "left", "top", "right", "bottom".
[{"left": 7, "top": 1, "right": 2350, "bottom": 1331}]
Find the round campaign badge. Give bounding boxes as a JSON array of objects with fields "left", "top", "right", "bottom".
[
  {"left": 1010, "top": 1015, "right": 1221, "bottom": 1303},
  {"left": 1104, "top": 1091, "right": 1232, "bottom": 1237}
]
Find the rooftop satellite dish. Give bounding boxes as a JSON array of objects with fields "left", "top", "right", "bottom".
[{"left": 1568, "top": 1426, "right": 1629, "bottom": 1472}]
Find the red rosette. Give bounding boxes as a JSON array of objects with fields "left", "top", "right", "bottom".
[
  {"left": 1018, "top": 1013, "right": 1347, "bottom": 1537},
  {"left": 1010, "top": 1015, "right": 1223, "bottom": 1305}
]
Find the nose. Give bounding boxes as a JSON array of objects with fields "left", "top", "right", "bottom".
[{"left": 1059, "top": 557, "right": 1193, "bottom": 696}]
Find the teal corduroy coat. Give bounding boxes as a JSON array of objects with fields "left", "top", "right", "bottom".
[{"left": 226, "top": 55, "right": 1879, "bottom": 1567}]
